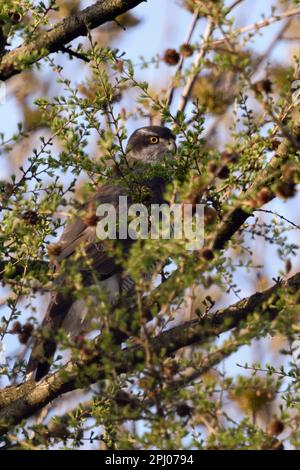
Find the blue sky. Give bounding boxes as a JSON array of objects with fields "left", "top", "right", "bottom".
[{"left": 0, "top": 1, "right": 299, "bottom": 437}]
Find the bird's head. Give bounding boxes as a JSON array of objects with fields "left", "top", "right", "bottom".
[{"left": 125, "top": 126, "right": 176, "bottom": 168}]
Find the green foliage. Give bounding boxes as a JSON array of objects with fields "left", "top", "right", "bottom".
[{"left": 0, "top": 0, "right": 300, "bottom": 451}]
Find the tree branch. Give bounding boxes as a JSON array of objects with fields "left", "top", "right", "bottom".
[
  {"left": 211, "top": 7, "right": 300, "bottom": 48},
  {"left": 164, "top": 8, "right": 199, "bottom": 110},
  {"left": 177, "top": 18, "right": 214, "bottom": 114},
  {"left": 0, "top": 0, "right": 145, "bottom": 82},
  {"left": 211, "top": 132, "right": 300, "bottom": 250},
  {"left": 1, "top": 271, "right": 299, "bottom": 436}
]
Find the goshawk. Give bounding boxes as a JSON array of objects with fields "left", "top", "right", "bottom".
[{"left": 26, "top": 126, "right": 176, "bottom": 380}]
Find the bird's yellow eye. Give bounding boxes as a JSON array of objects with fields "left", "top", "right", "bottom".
[{"left": 150, "top": 136, "right": 159, "bottom": 144}]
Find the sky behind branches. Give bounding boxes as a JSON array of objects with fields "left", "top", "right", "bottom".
[{"left": 0, "top": 1, "right": 299, "bottom": 440}]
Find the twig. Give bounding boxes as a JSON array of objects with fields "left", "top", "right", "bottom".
[
  {"left": 253, "top": 19, "right": 292, "bottom": 70},
  {"left": 203, "top": 17, "right": 294, "bottom": 142},
  {"left": 175, "top": 0, "right": 246, "bottom": 114},
  {"left": 60, "top": 45, "right": 90, "bottom": 63},
  {"left": 165, "top": 8, "right": 200, "bottom": 109},
  {"left": 225, "top": 0, "right": 244, "bottom": 15},
  {"left": 211, "top": 7, "right": 300, "bottom": 48},
  {"left": 1, "top": 271, "right": 300, "bottom": 435},
  {"left": 254, "top": 209, "right": 300, "bottom": 231},
  {"left": 178, "top": 19, "right": 214, "bottom": 114},
  {"left": 0, "top": 0, "right": 145, "bottom": 81}
]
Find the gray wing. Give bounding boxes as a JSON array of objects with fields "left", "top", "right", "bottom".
[
  {"left": 26, "top": 184, "right": 132, "bottom": 380},
  {"left": 57, "top": 184, "right": 128, "bottom": 275}
]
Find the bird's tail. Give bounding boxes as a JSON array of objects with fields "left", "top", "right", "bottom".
[{"left": 26, "top": 291, "right": 72, "bottom": 381}]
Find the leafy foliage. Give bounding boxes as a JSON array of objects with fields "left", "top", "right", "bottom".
[{"left": 0, "top": 0, "right": 300, "bottom": 450}]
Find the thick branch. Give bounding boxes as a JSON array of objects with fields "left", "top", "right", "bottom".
[
  {"left": 0, "top": 0, "right": 145, "bottom": 81},
  {"left": 1, "top": 271, "right": 299, "bottom": 435},
  {"left": 211, "top": 136, "right": 299, "bottom": 250}
]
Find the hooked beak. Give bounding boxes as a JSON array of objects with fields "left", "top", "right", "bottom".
[{"left": 167, "top": 139, "right": 177, "bottom": 153}]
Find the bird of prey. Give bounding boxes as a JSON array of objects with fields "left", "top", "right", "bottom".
[{"left": 26, "top": 126, "right": 177, "bottom": 381}]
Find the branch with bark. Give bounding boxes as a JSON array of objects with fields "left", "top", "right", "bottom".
[
  {"left": 0, "top": 271, "right": 299, "bottom": 436},
  {"left": 211, "top": 131, "right": 300, "bottom": 250},
  {"left": 0, "top": 0, "right": 145, "bottom": 81}
]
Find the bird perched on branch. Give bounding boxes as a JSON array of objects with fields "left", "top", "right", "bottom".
[{"left": 26, "top": 126, "right": 176, "bottom": 381}]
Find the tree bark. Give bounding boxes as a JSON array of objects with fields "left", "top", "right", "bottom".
[
  {"left": 1, "top": 271, "right": 299, "bottom": 436},
  {"left": 0, "top": 0, "right": 146, "bottom": 81}
]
